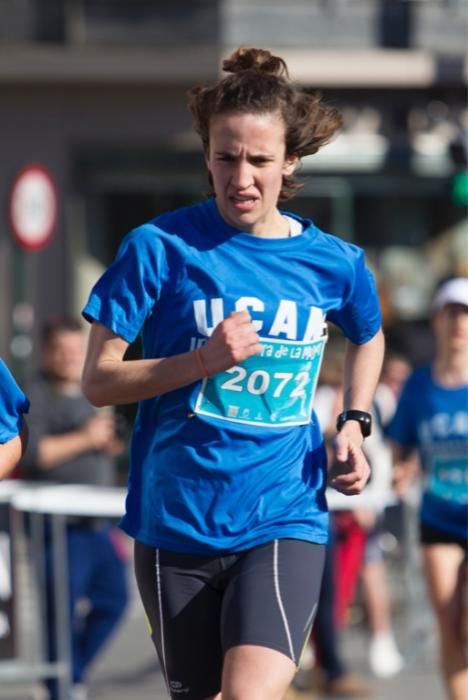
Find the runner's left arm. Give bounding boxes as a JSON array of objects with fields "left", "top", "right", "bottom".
[{"left": 329, "top": 328, "right": 385, "bottom": 495}]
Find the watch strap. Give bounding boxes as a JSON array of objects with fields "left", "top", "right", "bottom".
[{"left": 336, "top": 409, "right": 372, "bottom": 438}]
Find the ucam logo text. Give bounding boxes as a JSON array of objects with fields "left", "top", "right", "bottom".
[
  {"left": 418, "top": 411, "right": 468, "bottom": 442},
  {"left": 192, "top": 297, "right": 325, "bottom": 341}
]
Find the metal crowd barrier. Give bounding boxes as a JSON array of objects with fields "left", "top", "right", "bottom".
[
  {"left": 0, "top": 481, "right": 126, "bottom": 700},
  {"left": 0, "top": 480, "right": 399, "bottom": 699}
]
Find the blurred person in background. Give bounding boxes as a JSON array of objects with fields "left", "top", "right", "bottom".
[
  {"left": 358, "top": 350, "right": 411, "bottom": 678},
  {"left": 387, "top": 277, "right": 468, "bottom": 700},
  {"left": 0, "top": 359, "right": 29, "bottom": 479},
  {"left": 373, "top": 352, "right": 412, "bottom": 428},
  {"left": 20, "top": 317, "right": 129, "bottom": 700},
  {"left": 314, "top": 349, "right": 404, "bottom": 685},
  {"left": 81, "top": 46, "right": 384, "bottom": 700},
  {"left": 301, "top": 353, "right": 373, "bottom": 698}
]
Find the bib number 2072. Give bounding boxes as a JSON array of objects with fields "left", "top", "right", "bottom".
[
  {"left": 221, "top": 367, "right": 309, "bottom": 399},
  {"left": 194, "top": 336, "right": 326, "bottom": 428}
]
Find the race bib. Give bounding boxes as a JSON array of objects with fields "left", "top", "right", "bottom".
[
  {"left": 194, "top": 335, "right": 327, "bottom": 428},
  {"left": 428, "top": 457, "right": 468, "bottom": 505}
]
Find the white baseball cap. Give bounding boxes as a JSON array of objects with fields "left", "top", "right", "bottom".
[{"left": 432, "top": 277, "right": 468, "bottom": 311}]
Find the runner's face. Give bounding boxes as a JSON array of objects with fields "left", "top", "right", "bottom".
[{"left": 206, "top": 111, "right": 297, "bottom": 236}]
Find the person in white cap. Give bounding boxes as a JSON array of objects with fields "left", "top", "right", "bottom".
[{"left": 387, "top": 276, "right": 468, "bottom": 700}]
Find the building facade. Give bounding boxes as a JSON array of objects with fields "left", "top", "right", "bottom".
[{"left": 0, "top": 0, "right": 467, "bottom": 376}]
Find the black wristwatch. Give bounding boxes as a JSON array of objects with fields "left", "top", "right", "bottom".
[{"left": 336, "top": 410, "right": 372, "bottom": 438}]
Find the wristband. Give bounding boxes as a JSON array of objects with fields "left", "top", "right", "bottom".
[{"left": 195, "top": 347, "right": 209, "bottom": 378}]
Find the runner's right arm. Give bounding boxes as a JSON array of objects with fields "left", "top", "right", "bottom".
[{"left": 82, "top": 314, "right": 260, "bottom": 407}]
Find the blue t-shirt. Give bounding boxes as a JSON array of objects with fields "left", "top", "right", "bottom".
[
  {"left": 83, "top": 197, "right": 381, "bottom": 553},
  {"left": 386, "top": 366, "right": 468, "bottom": 539},
  {"left": 0, "top": 359, "right": 29, "bottom": 443}
]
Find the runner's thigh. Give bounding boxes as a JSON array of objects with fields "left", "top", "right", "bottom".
[
  {"left": 221, "top": 538, "right": 325, "bottom": 665},
  {"left": 134, "top": 541, "right": 224, "bottom": 700}
]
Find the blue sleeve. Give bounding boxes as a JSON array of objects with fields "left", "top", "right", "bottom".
[
  {"left": 327, "top": 247, "right": 382, "bottom": 345},
  {"left": 82, "top": 225, "right": 169, "bottom": 343},
  {"left": 385, "top": 373, "right": 419, "bottom": 448},
  {"left": 0, "top": 359, "right": 29, "bottom": 443}
]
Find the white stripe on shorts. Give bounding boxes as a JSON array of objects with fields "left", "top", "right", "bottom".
[
  {"left": 155, "top": 548, "right": 170, "bottom": 690},
  {"left": 273, "top": 539, "right": 296, "bottom": 663}
]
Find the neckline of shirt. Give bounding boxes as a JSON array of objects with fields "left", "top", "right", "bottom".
[
  {"left": 286, "top": 215, "right": 303, "bottom": 237},
  {"left": 204, "top": 197, "right": 316, "bottom": 250}
]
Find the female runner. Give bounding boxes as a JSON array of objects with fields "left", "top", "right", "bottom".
[
  {"left": 82, "top": 47, "right": 384, "bottom": 700},
  {"left": 388, "top": 277, "right": 468, "bottom": 700}
]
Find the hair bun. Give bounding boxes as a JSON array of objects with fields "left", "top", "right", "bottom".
[{"left": 222, "top": 47, "right": 288, "bottom": 78}]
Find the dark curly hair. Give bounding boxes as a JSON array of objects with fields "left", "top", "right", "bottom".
[{"left": 188, "top": 47, "right": 343, "bottom": 200}]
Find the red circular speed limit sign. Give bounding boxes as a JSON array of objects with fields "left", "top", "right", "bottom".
[{"left": 9, "top": 164, "right": 58, "bottom": 251}]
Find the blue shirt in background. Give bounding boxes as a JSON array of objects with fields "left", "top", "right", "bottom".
[
  {"left": 0, "top": 359, "right": 29, "bottom": 443},
  {"left": 386, "top": 366, "right": 468, "bottom": 539}
]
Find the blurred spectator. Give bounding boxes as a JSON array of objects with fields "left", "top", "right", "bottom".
[
  {"left": 297, "top": 354, "right": 373, "bottom": 697},
  {"left": 359, "top": 350, "right": 411, "bottom": 678},
  {"left": 387, "top": 277, "right": 468, "bottom": 700},
  {"left": 315, "top": 349, "right": 407, "bottom": 681},
  {"left": 311, "top": 524, "right": 373, "bottom": 698},
  {"left": 374, "top": 351, "right": 412, "bottom": 427},
  {"left": 20, "top": 317, "right": 129, "bottom": 700}
]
